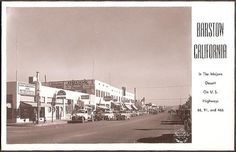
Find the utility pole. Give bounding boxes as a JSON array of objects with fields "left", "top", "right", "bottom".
[
  {"left": 134, "top": 88, "right": 137, "bottom": 102},
  {"left": 35, "top": 72, "right": 41, "bottom": 124}
]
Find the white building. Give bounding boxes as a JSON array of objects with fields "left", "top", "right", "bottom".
[
  {"left": 7, "top": 79, "right": 136, "bottom": 124},
  {"left": 44, "top": 79, "right": 135, "bottom": 109},
  {"left": 7, "top": 81, "right": 93, "bottom": 123}
]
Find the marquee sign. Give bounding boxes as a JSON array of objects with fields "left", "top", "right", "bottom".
[
  {"left": 18, "top": 82, "right": 35, "bottom": 96},
  {"left": 57, "top": 90, "right": 66, "bottom": 99}
]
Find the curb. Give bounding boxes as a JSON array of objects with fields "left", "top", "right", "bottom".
[{"left": 7, "top": 121, "right": 68, "bottom": 127}]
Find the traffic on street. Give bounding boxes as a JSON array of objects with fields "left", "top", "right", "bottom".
[{"left": 7, "top": 111, "right": 184, "bottom": 144}]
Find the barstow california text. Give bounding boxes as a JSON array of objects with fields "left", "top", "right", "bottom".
[{"left": 194, "top": 22, "right": 227, "bottom": 59}]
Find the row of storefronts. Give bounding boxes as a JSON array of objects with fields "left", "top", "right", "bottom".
[{"left": 7, "top": 79, "right": 137, "bottom": 124}]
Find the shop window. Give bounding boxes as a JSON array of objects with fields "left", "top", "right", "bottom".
[{"left": 40, "top": 107, "right": 45, "bottom": 117}]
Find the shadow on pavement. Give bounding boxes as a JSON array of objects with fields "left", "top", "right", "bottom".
[
  {"left": 134, "top": 128, "right": 171, "bottom": 131},
  {"left": 136, "top": 134, "right": 174, "bottom": 143},
  {"left": 161, "top": 120, "right": 184, "bottom": 125}
]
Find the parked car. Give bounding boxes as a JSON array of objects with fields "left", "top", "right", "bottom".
[
  {"left": 103, "top": 110, "right": 115, "bottom": 120},
  {"left": 94, "top": 111, "right": 104, "bottom": 121},
  {"left": 71, "top": 109, "right": 94, "bottom": 123},
  {"left": 131, "top": 111, "right": 139, "bottom": 117},
  {"left": 117, "top": 111, "right": 131, "bottom": 120}
]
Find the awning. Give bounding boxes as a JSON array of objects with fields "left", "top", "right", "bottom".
[
  {"left": 131, "top": 104, "right": 138, "bottom": 110},
  {"left": 21, "top": 101, "right": 51, "bottom": 107},
  {"left": 111, "top": 101, "right": 121, "bottom": 106},
  {"left": 85, "top": 104, "right": 94, "bottom": 109},
  {"left": 124, "top": 104, "right": 132, "bottom": 110},
  {"left": 97, "top": 105, "right": 109, "bottom": 110}
]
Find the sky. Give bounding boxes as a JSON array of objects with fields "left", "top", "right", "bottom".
[{"left": 6, "top": 7, "right": 191, "bottom": 106}]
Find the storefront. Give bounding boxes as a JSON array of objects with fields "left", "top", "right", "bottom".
[{"left": 7, "top": 81, "right": 94, "bottom": 124}]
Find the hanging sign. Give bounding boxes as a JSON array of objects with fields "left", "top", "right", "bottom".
[{"left": 57, "top": 90, "right": 66, "bottom": 99}]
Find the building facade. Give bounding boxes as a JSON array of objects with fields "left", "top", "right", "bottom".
[
  {"left": 43, "top": 79, "right": 135, "bottom": 109},
  {"left": 7, "top": 81, "right": 93, "bottom": 123},
  {"left": 7, "top": 79, "right": 136, "bottom": 124}
]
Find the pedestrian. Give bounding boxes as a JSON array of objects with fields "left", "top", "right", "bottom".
[{"left": 32, "top": 109, "right": 37, "bottom": 124}]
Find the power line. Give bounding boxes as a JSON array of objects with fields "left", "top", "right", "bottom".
[
  {"left": 136, "top": 85, "right": 190, "bottom": 89},
  {"left": 148, "top": 97, "right": 188, "bottom": 101}
]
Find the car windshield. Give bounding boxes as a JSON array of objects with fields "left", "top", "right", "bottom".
[{"left": 105, "top": 111, "right": 112, "bottom": 113}]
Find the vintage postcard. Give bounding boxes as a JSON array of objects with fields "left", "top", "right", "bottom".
[{"left": 1, "top": 1, "right": 234, "bottom": 151}]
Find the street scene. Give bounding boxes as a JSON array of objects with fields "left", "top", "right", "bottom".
[
  {"left": 5, "top": 6, "right": 191, "bottom": 145},
  {"left": 8, "top": 105, "right": 191, "bottom": 143}
]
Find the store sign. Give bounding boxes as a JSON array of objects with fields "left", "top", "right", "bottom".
[
  {"left": 81, "top": 95, "right": 90, "bottom": 99},
  {"left": 57, "top": 90, "right": 66, "bottom": 99},
  {"left": 64, "top": 80, "right": 94, "bottom": 91},
  {"left": 104, "top": 96, "right": 112, "bottom": 101},
  {"left": 64, "top": 80, "right": 83, "bottom": 90},
  {"left": 18, "top": 82, "right": 35, "bottom": 96}
]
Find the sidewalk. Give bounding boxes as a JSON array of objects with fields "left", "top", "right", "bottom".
[{"left": 7, "top": 120, "right": 68, "bottom": 127}]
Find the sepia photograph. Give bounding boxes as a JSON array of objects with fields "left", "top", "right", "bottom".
[
  {"left": 2, "top": 1, "right": 235, "bottom": 151},
  {"left": 5, "top": 6, "right": 192, "bottom": 145}
]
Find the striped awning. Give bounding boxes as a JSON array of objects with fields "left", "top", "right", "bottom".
[
  {"left": 124, "top": 104, "right": 132, "bottom": 110},
  {"left": 131, "top": 104, "right": 138, "bottom": 110}
]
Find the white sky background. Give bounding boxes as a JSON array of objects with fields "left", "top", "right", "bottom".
[{"left": 6, "top": 7, "right": 191, "bottom": 106}]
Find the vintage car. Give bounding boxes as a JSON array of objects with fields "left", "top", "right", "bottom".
[
  {"left": 131, "top": 111, "right": 139, "bottom": 117},
  {"left": 70, "top": 109, "right": 94, "bottom": 123},
  {"left": 94, "top": 111, "right": 104, "bottom": 121},
  {"left": 102, "top": 110, "right": 115, "bottom": 120},
  {"left": 116, "top": 111, "right": 131, "bottom": 120}
]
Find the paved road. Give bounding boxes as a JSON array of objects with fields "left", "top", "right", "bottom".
[{"left": 7, "top": 112, "right": 182, "bottom": 144}]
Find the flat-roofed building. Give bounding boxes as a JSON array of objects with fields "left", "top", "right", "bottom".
[{"left": 7, "top": 81, "right": 92, "bottom": 123}]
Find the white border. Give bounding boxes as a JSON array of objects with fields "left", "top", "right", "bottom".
[{"left": 2, "top": 1, "right": 235, "bottom": 151}]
